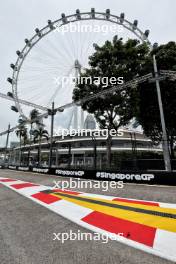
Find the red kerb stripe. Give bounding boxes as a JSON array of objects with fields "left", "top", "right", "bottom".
[
  {"left": 0, "top": 179, "right": 18, "bottom": 182},
  {"left": 11, "top": 183, "right": 39, "bottom": 189},
  {"left": 82, "top": 211, "right": 156, "bottom": 247},
  {"left": 32, "top": 192, "right": 62, "bottom": 204}
]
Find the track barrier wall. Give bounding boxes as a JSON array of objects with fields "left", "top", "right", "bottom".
[{"left": 1, "top": 165, "right": 176, "bottom": 185}]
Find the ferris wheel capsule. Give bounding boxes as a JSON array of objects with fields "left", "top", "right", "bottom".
[
  {"left": 25, "top": 38, "right": 31, "bottom": 47},
  {"left": 48, "top": 20, "right": 54, "bottom": 30},
  {"left": 91, "top": 8, "right": 95, "bottom": 18},
  {"left": 76, "top": 9, "right": 81, "bottom": 19},
  {"left": 16, "top": 50, "right": 23, "bottom": 58},
  {"left": 61, "top": 13, "right": 67, "bottom": 24},
  {"left": 35, "top": 28, "right": 41, "bottom": 37},
  {"left": 120, "top": 13, "right": 125, "bottom": 23}
]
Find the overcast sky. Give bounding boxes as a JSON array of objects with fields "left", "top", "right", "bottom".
[{"left": 0, "top": 0, "right": 175, "bottom": 146}]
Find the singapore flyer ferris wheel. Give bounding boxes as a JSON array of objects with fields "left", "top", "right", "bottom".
[{"left": 8, "top": 8, "right": 151, "bottom": 129}]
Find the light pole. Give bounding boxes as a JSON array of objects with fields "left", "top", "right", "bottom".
[
  {"left": 48, "top": 102, "right": 56, "bottom": 168},
  {"left": 68, "top": 141, "right": 72, "bottom": 169},
  {"left": 48, "top": 102, "right": 64, "bottom": 168},
  {"left": 153, "top": 55, "right": 171, "bottom": 171},
  {"left": 4, "top": 124, "right": 10, "bottom": 166},
  {"left": 91, "top": 132, "right": 97, "bottom": 170},
  {"left": 130, "top": 132, "right": 137, "bottom": 170}
]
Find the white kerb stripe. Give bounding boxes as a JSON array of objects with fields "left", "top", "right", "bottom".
[
  {"left": 49, "top": 199, "right": 93, "bottom": 219},
  {"left": 153, "top": 229, "right": 176, "bottom": 258}
]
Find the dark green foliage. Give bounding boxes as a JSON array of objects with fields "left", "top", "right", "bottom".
[{"left": 73, "top": 36, "right": 150, "bottom": 130}]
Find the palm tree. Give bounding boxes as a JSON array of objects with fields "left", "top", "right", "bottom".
[
  {"left": 33, "top": 127, "right": 49, "bottom": 167},
  {"left": 28, "top": 109, "right": 43, "bottom": 166},
  {"left": 16, "top": 123, "right": 28, "bottom": 165},
  {"left": 29, "top": 109, "right": 43, "bottom": 129}
]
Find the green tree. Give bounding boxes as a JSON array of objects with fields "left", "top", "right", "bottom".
[
  {"left": 136, "top": 41, "right": 176, "bottom": 159},
  {"left": 29, "top": 109, "right": 41, "bottom": 129},
  {"left": 73, "top": 36, "right": 150, "bottom": 166},
  {"left": 16, "top": 122, "right": 28, "bottom": 165},
  {"left": 28, "top": 109, "right": 43, "bottom": 165},
  {"left": 33, "top": 128, "right": 49, "bottom": 166}
]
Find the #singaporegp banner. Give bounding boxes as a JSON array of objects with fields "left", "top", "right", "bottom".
[{"left": 2, "top": 165, "right": 176, "bottom": 185}]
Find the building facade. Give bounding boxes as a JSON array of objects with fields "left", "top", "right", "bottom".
[{"left": 9, "top": 129, "right": 162, "bottom": 169}]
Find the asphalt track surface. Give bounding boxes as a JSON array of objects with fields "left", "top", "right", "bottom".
[{"left": 0, "top": 169, "right": 176, "bottom": 264}]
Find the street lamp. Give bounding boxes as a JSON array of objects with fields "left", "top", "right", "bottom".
[
  {"left": 152, "top": 54, "right": 171, "bottom": 171},
  {"left": 91, "top": 132, "right": 97, "bottom": 170},
  {"left": 68, "top": 141, "right": 72, "bottom": 169},
  {"left": 130, "top": 132, "right": 137, "bottom": 170},
  {"left": 4, "top": 124, "right": 10, "bottom": 166},
  {"left": 48, "top": 102, "right": 64, "bottom": 168}
]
